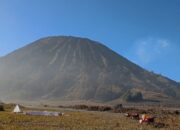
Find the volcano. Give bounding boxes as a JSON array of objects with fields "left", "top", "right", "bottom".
[{"left": 0, "top": 36, "right": 179, "bottom": 103}]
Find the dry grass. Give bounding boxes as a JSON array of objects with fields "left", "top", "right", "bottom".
[{"left": 0, "top": 108, "right": 179, "bottom": 130}]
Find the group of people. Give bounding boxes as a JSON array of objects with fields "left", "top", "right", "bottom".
[
  {"left": 139, "top": 114, "right": 155, "bottom": 124},
  {"left": 125, "top": 113, "right": 155, "bottom": 124}
]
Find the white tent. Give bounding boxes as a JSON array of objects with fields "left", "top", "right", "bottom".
[{"left": 13, "top": 104, "right": 22, "bottom": 113}]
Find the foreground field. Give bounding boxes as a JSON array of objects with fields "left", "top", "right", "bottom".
[{"left": 0, "top": 108, "right": 179, "bottom": 130}]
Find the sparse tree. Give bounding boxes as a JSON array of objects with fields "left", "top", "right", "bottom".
[{"left": 122, "top": 90, "right": 143, "bottom": 102}]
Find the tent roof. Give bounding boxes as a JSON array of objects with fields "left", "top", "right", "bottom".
[{"left": 13, "top": 104, "right": 22, "bottom": 113}]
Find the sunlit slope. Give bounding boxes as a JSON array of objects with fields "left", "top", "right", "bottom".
[{"left": 0, "top": 36, "right": 179, "bottom": 102}]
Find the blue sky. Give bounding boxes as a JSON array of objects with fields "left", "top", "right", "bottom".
[{"left": 0, "top": 0, "right": 180, "bottom": 82}]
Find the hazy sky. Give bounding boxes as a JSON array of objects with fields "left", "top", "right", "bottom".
[{"left": 0, "top": 0, "right": 180, "bottom": 82}]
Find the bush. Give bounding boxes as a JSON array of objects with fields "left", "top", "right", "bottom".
[
  {"left": 87, "top": 105, "right": 112, "bottom": 111},
  {"left": 70, "top": 104, "right": 112, "bottom": 111},
  {"left": 114, "top": 104, "right": 123, "bottom": 110},
  {"left": 98, "top": 106, "right": 112, "bottom": 111},
  {"left": 0, "top": 105, "right": 4, "bottom": 111},
  {"left": 73, "top": 105, "right": 88, "bottom": 110},
  {"left": 123, "top": 91, "right": 143, "bottom": 102}
]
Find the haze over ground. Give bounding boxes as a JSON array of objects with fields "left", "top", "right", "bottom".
[
  {"left": 0, "top": 36, "right": 179, "bottom": 102},
  {"left": 0, "top": 0, "right": 180, "bottom": 82}
]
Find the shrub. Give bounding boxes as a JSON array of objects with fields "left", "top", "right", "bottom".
[
  {"left": 73, "top": 105, "right": 88, "bottom": 110},
  {"left": 97, "top": 106, "right": 112, "bottom": 111},
  {"left": 123, "top": 91, "right": 143, "bottom": 102},
  {"left": 87, "top": 106, "right": 99, "bottom": 111},
  {"left": 0, "top": 105, "right": 4, "bottom": 111},
  {"left": 70, "top": 104, "right": 112, "bottom": 111},
  {"left": 114, "top": 104, "right": 123, "bottom": 110}
]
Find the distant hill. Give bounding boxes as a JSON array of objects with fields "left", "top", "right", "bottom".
[{"left": 0, "top": 36, "right": 179, "bottom": 103}]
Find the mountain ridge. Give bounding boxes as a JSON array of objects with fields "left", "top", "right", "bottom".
[{"left": 0, "top": 36, "right": 179, "bottom": 103}]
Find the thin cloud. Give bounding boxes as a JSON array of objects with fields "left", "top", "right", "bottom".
[{"left": 134, "top": 37, "right": 170, "bottom": 65}]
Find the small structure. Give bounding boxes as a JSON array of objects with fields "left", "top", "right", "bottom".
[
  {"left": 24, "top": 111, "right": 63, "bottom": 116},
  {"left": 13, "top": 104, "right": 22, "bottom": 113}
]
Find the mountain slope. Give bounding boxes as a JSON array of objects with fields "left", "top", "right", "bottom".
[{"left": 0, "top": 36, "right": 179, "bottom": 102}]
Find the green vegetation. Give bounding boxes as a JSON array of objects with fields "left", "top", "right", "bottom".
[
  {"left": 70, "top": 104, "right": 112, "bottom": 111},
  {"left": 123, "top": 91, "right": 143, "bottom": 102}
]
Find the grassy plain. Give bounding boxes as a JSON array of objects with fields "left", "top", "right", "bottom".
[{"left": 0, "top": 105, "right": 179, "bottom": 130}]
